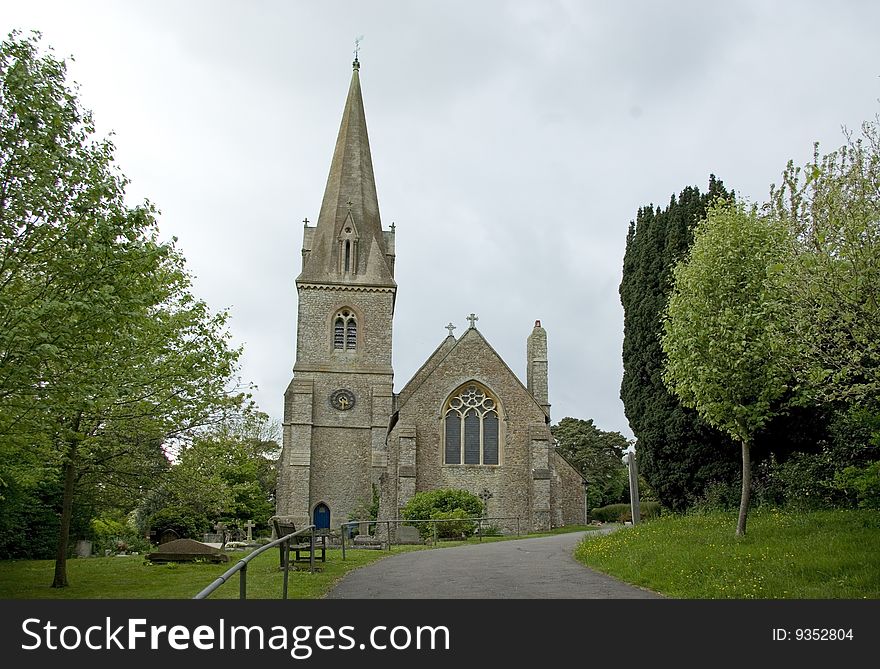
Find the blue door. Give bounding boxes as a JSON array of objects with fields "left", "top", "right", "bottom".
[{"left": 313, "top": 503, "right": 330, "bottom": 530}]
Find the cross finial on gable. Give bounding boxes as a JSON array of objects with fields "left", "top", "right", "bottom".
[
  {"left": 467, "top": 313, "right": 479, "bottom": 329},
  {"left": 303, "top": 217, "right": 309, "bottom": 227},
  {"left": 346, "top": 199, "right": 353, "bottom": 212},
  {"left": 445, "top": 322, "right": 456, "bottom": 337}
]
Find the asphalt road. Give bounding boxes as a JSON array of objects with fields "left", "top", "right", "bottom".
[{"left": 326, "top": 530, "right": 662, "bottom": 599}]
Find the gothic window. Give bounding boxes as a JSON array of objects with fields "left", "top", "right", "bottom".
[
  {"left": 443, "top": 383, "right": 500, "bottom": 465},
  {"left": 333, "top": 309, "right": 357, "bottom": 351}
]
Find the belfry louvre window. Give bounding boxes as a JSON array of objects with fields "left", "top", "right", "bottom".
[
  {"left": 443, "top": 383, "right": 500, "bottom": 465},
  {"left": 333, "top": 310, "right": 357, "bottom": 351}
]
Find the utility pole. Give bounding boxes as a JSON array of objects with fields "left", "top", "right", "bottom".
[{"left": 623, "top": 450, "right": 641, "bottom": 525}]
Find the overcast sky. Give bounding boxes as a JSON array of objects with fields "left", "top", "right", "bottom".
[{"left": 3, "top": 1, "right": 878, "bottom": 438}]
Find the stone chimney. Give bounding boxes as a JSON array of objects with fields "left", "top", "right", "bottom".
[{"left": 527, "top": 320, "right": 550, "bottom": 416}]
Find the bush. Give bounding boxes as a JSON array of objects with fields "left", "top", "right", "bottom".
[
  {"left": 146, "top": 507, "right": 210, "bottom": 541},
  {"left": 430, "top": 509, "right": 476, "bottom": 539},
  {"left": 90, "top": 512, "right": 149, "bottom": 555},
  {"left": 402, "top": 489, "right": 483, "bottom": 539},
  {"left": 590, "top": 502, "right": 660, "bottom": 523},
  {"left": 693, "top": 479, "right": 743, "bottom": 512},
  {"left": 835, "top": 461, "right": 880, "bottom": 509}
]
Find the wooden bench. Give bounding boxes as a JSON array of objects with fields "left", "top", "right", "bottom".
[{"left": 271, "top": 518, "right": 327, "bottom": 568}]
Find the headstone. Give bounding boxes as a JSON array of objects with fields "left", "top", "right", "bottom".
[
  {"left": 146, "top": 538, "right": 229, "bottom": 563},
  {"left": 74, "top": 539, "right": 92, "bottom": 558},
  {"left": 214, "top": 521, "right": 227, "bottom": 549},
  {"left": 397, "top": 525, "right": 422, "bottom": 545},
  {"left": 202, "top": 533, "right": 222, "bottom": 544},
  {"left": 158, "top": 528, "right": 179, "bottom": 545},
  {"left": 352, "top": 535, "right": 383, "bottom": 550},
  {"left": 244, "top": 520, "right": 255, "bottom": 542}
]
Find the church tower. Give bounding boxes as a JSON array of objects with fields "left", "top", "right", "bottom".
[{"left": 276, "top": 57, "right": 396, "bottom": 528}]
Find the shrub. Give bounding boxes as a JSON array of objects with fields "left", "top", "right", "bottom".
[
  {"left": 146, "top": 507, "right": 210, "bottom": 541},
  {"left": 693, "top": 479, "right": 743, "bottom": 512},
  {"left": 430, "top": 509, "right": 476, "bottom": 539},
  {"left": 835, "top": 461, "right": 880, "bottom": 509},
  {"left": 402, "top": 489, "right": 483, "bottom": 539},
  {"left": 590, "top": 502, "right": 660, "bottom": 523}
]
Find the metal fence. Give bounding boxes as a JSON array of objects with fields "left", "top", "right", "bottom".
[
  {"left": 340, "top": 516, "right": 521, "bottom": 558},
  {"left": 193, "top": 524, "right": 316, "bottom": 600}
]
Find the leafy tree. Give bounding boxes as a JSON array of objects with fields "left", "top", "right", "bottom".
[
  {"left": 0, "top": 32, "right": 244, "bottom": 586},
  {"left": 551, "top": 417, "right": 627, "bottom": 508},
  {"left": 662, "top": 201, "right": 793, "bottom": 535},
  {"left": 138, "top": 412, "right": 279, "bottom": 539},
  {"left": 769, "top": 116, "right": 880, "bottom": 408},
  {"left": 619, "top": 177, "right": 741, "bottom": 510}
]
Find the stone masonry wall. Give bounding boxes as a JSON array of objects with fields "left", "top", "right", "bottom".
[{"left": 387, "top": 328, "right": 553, "bottom": 534}]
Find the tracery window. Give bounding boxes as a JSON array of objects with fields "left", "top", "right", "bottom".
[
  {"left": 443, "top": 383, "right": 500, "bottom": 465},
  {"left": 333, "top": 309, "right": 357, "bottom": 351}
]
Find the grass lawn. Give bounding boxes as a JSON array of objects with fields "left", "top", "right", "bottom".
[
  {"left": 575, "top": 508, "right": 880, "bottom": 598},
  {"left": 0, "top": 525, "right": 599, "bottom": 599}
]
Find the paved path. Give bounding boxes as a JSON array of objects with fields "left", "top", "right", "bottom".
[{"left": 326, "top": 530, "right": 662, "bottom": 599}]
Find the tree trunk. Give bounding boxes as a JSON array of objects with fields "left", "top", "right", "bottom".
[
  {"left": 736, "top": 439, "right": 751, "bottom": 537},
  {"left": 52, "top": 432, "right": 80, "bottom": 588}
]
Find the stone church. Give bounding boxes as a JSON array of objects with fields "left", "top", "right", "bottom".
[{"left": 275, "top": 57, "right": 585, "bottom": 534}]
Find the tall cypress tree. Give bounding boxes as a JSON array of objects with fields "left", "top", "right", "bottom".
[{"left": 620, "top": 176, "right": 741, "bottom": 510}]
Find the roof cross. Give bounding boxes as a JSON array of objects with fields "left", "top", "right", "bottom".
[
  {"left": 467, "top": 313, "right": 479, "bottom": 329},
  {"left": 445, "top": 322, "right": 456, "bottom": 337}
]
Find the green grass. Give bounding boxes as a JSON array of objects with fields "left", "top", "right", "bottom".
[
  {"left": 0, "top": 547, "right": 400, "bottom": 599},
  {"left": 575, "top": 508, "right": 880, "bottom": 598},
  {"left": 0, "top": 525, "right": 600, "bottom": 599}
]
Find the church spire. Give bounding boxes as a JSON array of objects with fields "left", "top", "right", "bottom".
[{"left": 298, "top": 58, "right": 394, "bottom": 287}]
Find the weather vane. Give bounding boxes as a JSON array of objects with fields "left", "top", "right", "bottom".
[{"left": 354, "top": 36, "right": 363, "bottom": 60}]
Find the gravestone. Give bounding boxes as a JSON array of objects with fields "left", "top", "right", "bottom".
[
  {"left": 244, "top": 520, "right": 256, "bottom": 542},
  {"left": 146, "top": 538, "right": 229, "bottom": 564},
  {"left": 397, "top": 525, "right": 422, "bottom": 545},
  {"left": 74, "top": 539, "right": 92, "bottom": 557},
  {"left": 214, "top": 521, "right": 227, "bottom": 549},
  {"left": 352, "top": 535, "right": 383, "bottom": 550},
  {"left": 158, "top": 528, "right": 179, "bottom": 545}
]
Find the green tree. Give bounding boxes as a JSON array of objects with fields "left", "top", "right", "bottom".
[
  {"left": 769, "top": 117, "right": 880, "bottom": 408},
  {"left": 139, "top": 412, "right": 279, "bottom": 539},
  {"left": 0, "top": 32, "right": 244, "bottom": 586},
  {"left": 662, "top": 201, "right": 793, "bottom": 535},
  {"left": 551, "top": 417, "right": 627, "bottom": 509},
  {"left": 619, "top": 177, "right": 741, "bottom": 510}
]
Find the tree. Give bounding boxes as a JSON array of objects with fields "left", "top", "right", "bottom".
[
  {"left": 662, "top": 201, "right": 793, "bottom": 535},
  {"left": 551, "top": 417, "right": 627, "bottom": 509},
  {"left": 769, "top": 117, "right": 880, "bottom": 408},
  {"left": 619, "top": 177, "right": 741, "bottom": 510},
  {"left": 0, "top": 32, "right": 245, "bottom": 586},
  {"left": 138, "top": 412, "right": 279, "bottom": 539}
]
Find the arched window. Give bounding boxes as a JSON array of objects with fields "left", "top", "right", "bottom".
[
  {"left": 333, "top": 309, "right": 357, "bottom": 351},
  {"left": 443, "top": 383, "right": 500, "bottom": 465}
]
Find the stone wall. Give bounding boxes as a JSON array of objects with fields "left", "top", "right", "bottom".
[
  {"left": 551, "top": 451, "right": 586, "bottom": 526},
  {"left": 276, "top": 284, "right": 395, "bottom": 529},
  {"left": 386, "top": 327, "right": 557, "bottom": 534}
]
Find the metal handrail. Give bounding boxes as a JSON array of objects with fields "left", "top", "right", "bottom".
[{"left": 193, "top": 524, "right": 316, "bottom": 600}]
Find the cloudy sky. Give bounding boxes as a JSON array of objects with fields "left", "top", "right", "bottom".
[{"left": 3, "top": 1, "right": 878, "bottom": 438}]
